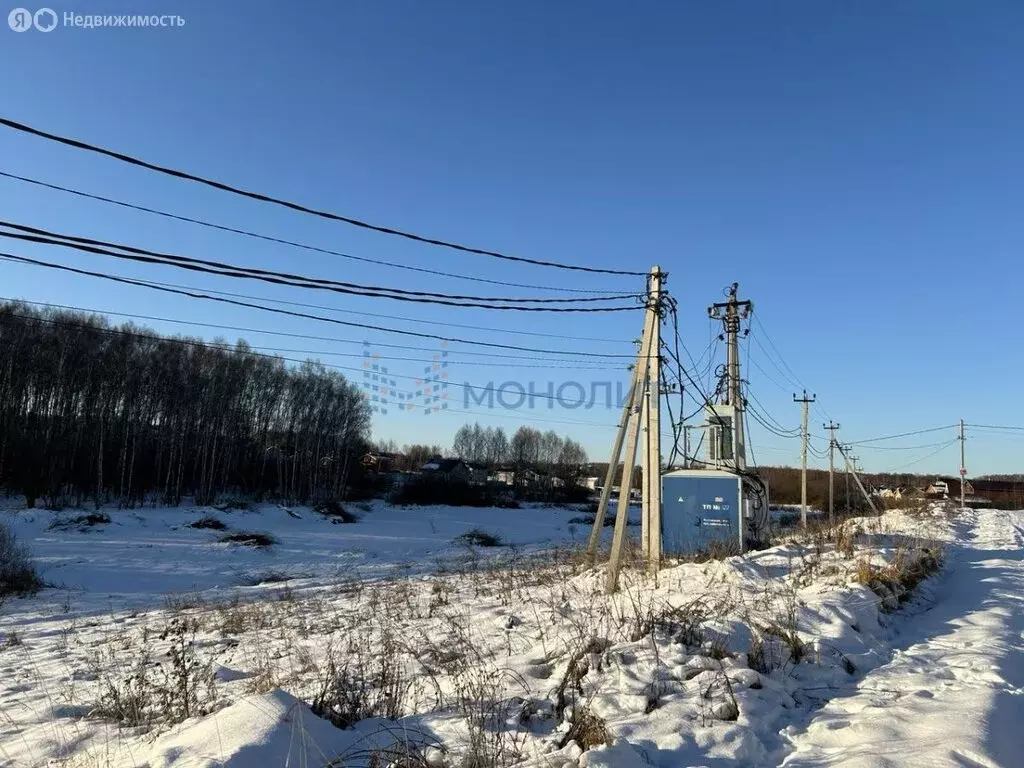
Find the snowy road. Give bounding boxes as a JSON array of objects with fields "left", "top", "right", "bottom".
[{"left": 783, "top": 509, "right": 1024, "bottom": 767}]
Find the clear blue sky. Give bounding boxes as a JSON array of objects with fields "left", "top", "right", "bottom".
[{"left": 2, "top": 1, "right": 1021, "bottom": 475}]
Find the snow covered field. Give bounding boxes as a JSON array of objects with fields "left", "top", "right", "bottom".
[
  {"left": 0, "top": 501, "right": 621, "bottom": 605},
  {"left": 1, "top": 502, "right": 1021, "bottom": 767}
]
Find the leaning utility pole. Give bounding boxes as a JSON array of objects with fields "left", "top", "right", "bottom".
[
  {"left": 837, "top": 444, "right": 878, "bottom": 515},
  {"left": 587, "top": 266, "right": 665, "bottom": 592},
  {"left": 823, "top": 421, "right": 840, "bottom": 524},
  {"left": 793, "top": 390, "right": 816, "bottom": 527},
  {"left": 959, "top": 419, "right": 967, "bottom": 510}
]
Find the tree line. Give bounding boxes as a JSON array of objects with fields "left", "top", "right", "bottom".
[
  {"left": 0, "top": 302, "right": 371, "bottom": 509},
  {"left": 452, "top": 423, "right": 588, "bottom": 481},
  {"left": 755, "top": 466, "right": 941, "bottom": 510}
]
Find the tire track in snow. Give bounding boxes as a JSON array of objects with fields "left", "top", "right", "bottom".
[{"left": 780, "top": 509, "right": 1024, "bottom": 767}]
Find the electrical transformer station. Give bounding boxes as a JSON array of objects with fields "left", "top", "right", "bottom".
[
  {"left": 586, "top": 277, "right": 770, "bottom": 591},
  {"left": 661, "top": 287, "right": 770, "bottom": 555}
]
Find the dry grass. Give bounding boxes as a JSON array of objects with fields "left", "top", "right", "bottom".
[
  {"left": 558, "top": 705, "right": 610, "bottom": 751},
  {"left": 0, "top": 521, "right": 42, "bottom": 597},
  {"left": 854, "top": 545, "right": 943, "bottom": 610},
  {"left": 218, "top": 531, "right": 276, "bottom": 548}
]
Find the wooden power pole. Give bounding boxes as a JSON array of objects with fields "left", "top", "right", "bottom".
[{"left": 793, "top": 390, "right": 816, "bottom": 528}]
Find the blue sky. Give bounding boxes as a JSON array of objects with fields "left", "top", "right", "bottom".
[{"left": 2, "top": 1, "right": 1022, "bottom": 475}]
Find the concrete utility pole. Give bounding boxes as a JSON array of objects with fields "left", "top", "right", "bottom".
[
  {"left": 644, "top": 267, "right": 663, "bottom": 573},
  {"left": 959, "top": 419, "right": 967, "bottom": 510},
  {"left": 823, "top": 421, "right": 840, "bottom": 524},
  {"left": 708, "top": 283, "right": 752, "bottom": 470},
  {"left": 793, "top": 390, "right": 816, "bottom": 528},
  {"left": 593, "top": 265, "right": 665, "bottom": 592},
  {"left": 837, "top": 444, "right": 878, "bottom": 516},
  {"left": 843, "top": 444, "right": 852, "bottom": 513},
  {"left": 682, "top": 424, "right": 699, "bottom": 468}
]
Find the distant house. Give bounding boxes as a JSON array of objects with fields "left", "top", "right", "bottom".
[
  {"left": 490, "top": 467, "right": 516, "bottom": 486},
  {"left": 925, "top": 478, "right": 974, "bottom": 499},
  {"left": 968, "top": 479, "right": 1024, "bottom": 507},
  {"left": 465, "top": 462, "right": 489, "bottom": 485},
  {"left": 581, "top": 476, "right": 602, "bottom": 491},
  {"left": 420, "top": 456, "right": 471, "bottom": 483},
  {"left": 487, "top": 466, "right": 556, "bottom": 488},
  {"left": 362, "top": 451, "right": 402, "bottom": 473}
]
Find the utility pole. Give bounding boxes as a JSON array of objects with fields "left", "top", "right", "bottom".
[
  {"left": 843, "top": 444, "right": 852, "bottom": 513},
  {"left": 793, "top": 390, "right": 816, "bottom": 528},
  {"left": 682, "top": 424, "right": 699, "bottom": 468},
  {"left": 644, "top": 267, "right": 663, "bottom": 573},
  {"left": 708, "top": 283, "right": 752, "bottom": 469},
  {"left": 591, "top": 265, "right": 665, "bottom": 592},
  {"left": 837, "top": 444, "right": 877, "bottom": 516},
  {"left": 823, "top": 421, "right": 840, "bottom": 524},
  {"left": 959, "top": 419, "right": 966, "bottom": 510}
]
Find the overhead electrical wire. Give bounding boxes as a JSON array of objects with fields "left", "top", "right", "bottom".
[
  {"left": 0, "top": 252, "right": 642, "bottom": 359},
  {"left": 0, "top": 117, "right": 646, "bottom": 277},
  {"left": 750, "top": 312, "right": 836, "bottom": 423},
  {"left": 747, "top": 404, "right": 802, "bottom": 440},
  {"left": 0, "top": 171, "right": 627, "bottom": 296},
  {"left": 847, "top": 424, "right": 958, "bottom": 445},
  {"left": 0, "top": 311, "right": 626, "bottom": 421},
  {"left": 853, "top": 440, "right": 956, "bottom": 452},
  {"left": 0, "top": 223, "right": 642, "bottom": 312},
  {"left": 745, "top": 389, "right": 801, "bottom": 435},
  {"left": 4, "top": 275, "right": 632, "bottom": 345},
  {"left": 887, "top": 441, "right": 959, "bottom": 471},
  {"left": 0, "top": 296, "right": 622, "bottom": 368},
  {"left": 0, "top": 296, "right": 629, "bottom": 365}
]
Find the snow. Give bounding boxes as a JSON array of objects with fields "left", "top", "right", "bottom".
[
  {"left": 144, "top": 689, "right": 349, "bottom": 767},
  {"left": 781, "top": 508, "right": 1024, "bottom": 767},
  {"left": 1, "top": 501, "right": 1022, "bottom": 767},
  {"left": 1, "top": 500, "right": 621, "bottom": 605}
]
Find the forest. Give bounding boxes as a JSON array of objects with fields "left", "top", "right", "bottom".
[{"left": 0, "top": 302, "right": 371, "bottom": 509}]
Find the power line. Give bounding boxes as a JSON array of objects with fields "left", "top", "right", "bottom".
[
  {"left": 7, "top": 271, "right": 632, "bottom": 344},
  {"left": 853, "top": 440, "right": 956, "bottom": 452},
  {"left": 751, "top": 312, "right": 837, "bottom": 423},
  {"left": 0, "top": 252, "right": 641, "bottom": 359},
  {"left": 746, "top": 399, "right": 802, "bottom": 439},
  {"left": 0, "top": 295, "right": 629, "bottom": 364},
  {"left": 848, "top": 424, "right": 958, "bottom": 445},
  {"left": 967, "top": 423, "right": 1024, "bottom": 431},
  {"left": 0, "top": 311, "right": 627, "bottom": 423},
  {"left": 0, "top": 223, "right": 642, "bottom": 312},
  {"left": 0, "top": 296, "right": 621, "bottom": 369},
  {"left": 0, "top": 117, "right": 646, "bottom": 277},
  {"left": 888, "top": 441, "right": 959, "bottom": 471},
  {"left": 745, "top": 389, "right": 801, "bottom": 434},
  {"left": 0, "top": 170, "right": 628, "bottom": 296}
]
